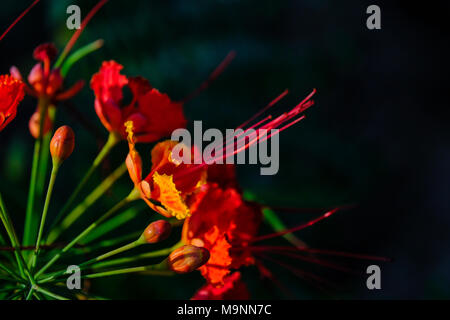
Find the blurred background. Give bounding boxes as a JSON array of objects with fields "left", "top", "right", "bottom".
[{"left": 0, "top": 0, "right": 448, "bottom": 299}]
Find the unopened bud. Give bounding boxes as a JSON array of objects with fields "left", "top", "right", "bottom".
[
  {"left": 168, "top": 245, "right": 210, "bottom": 274},
  {"left": 29, "top": 110, "right": 52, "bottom": 139},
  {"left": 50, "top": 125, "right": 75, "bottom": 165},
  {"left": 139, "top": 220, "right": 172, "bottom": 244}
]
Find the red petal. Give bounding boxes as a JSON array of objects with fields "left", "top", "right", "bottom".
[
  {"left": 124, "top": 88, "right": 186, "bottom": 143},
  {"left": 0, "top": 74, "right": 25, "bottom": 131},
  {"left": 33, "top": 43, "right": 58, "bottom": 62},
  {"left": 55, "top": 80, "right": 85, "bottom": 101}
]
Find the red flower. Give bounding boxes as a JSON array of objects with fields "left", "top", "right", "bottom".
[
  {"left": 90, "top": 60, "right": 186, "bottom": 142},
  {"left": 11, "top": 43, "right": 84, "bottom": 102},
  {"left": 10, "top": 43, "right": 85, "bottom": 138},
  {"left": 192, "top": 272, "right": 250, "bottom": 300},
  {"left": 125, "top": 122, "right": 206, "bottom": 219},
  {"left": 182, "top": 181, "right": 262, "bottom": 285},
  {"left": 0, "top": 74, "right": 25, "bottom": 131}
]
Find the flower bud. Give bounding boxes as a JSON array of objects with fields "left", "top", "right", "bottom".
[
  {"left": 50, "top": 125, "right": 75, "bottom": 165},
  {"left": 168, "top": 245, "right": 210, "bottom": 274},
  {"left": 29, "top": 110, "right": 52, "bottom": 139},
  {"left": 140, "top": 220, "right": 172, "bottom": 244}
]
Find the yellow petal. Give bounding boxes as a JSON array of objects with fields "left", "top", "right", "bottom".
[{"left": 153, "top": 172, "right": 190, "bottom": 220}]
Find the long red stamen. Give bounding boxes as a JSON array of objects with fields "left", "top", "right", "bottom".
[
  {"left": 256, "top": 252, "right": 335, "bottom": 293},
  {"left": 205, "top": 91, "right": 313, "bottom": 164},
  {"left": 236, "top": 89, "right": 289, "bottom": 129},
  {"left": 0, "top": 0, "right": 40, "bottom": 42},
  {"left": 56, "top": 0, "right": 108, "bottom": 66},
  {"left": 255, "top": 259, "right": 296, "bottom": 298},
  {"left": 251, "top": 208, "right": 339, "bottom": 243},
  {"left": 260, "top": 204, "right": 356, "bottom": 214},
  {"left": 251, "top": 247, "right": 357, "bottom": 274},
  {"left": 182, "top": 50, "right": 236, "bottom": 104},
  {"left": 175, "top": 89, "right": 316, "bottom": 177},
  {"left": 241, "top": 245, "right": 391, "bottom": 262}
]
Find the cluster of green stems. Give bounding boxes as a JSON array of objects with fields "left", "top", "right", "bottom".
[
  {"left": 0, "top": 118, "right": 181, "bottom": 299},
  {"left": 0, "top": 42, "right": 182, "bottom": 299}
]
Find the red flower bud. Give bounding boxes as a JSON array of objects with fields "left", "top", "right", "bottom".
[
  {"left": 168, "top": 245, "right": 210, "bottom": 274},
  {"left": 29, "top": 109, "right": 52, "bottom": 139},
  {"left": 50, "top": 125, "right": 75, "bottom": 164},
  {"left": 141, "top": 220, "right": 172, "bottom": 244},
  {"left": 33, "top": 43, "right": 58, "bottom": 62}
]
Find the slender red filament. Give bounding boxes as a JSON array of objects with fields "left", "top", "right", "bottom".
[
  {"left": 251, "top": 208, "right": 339, "bottom": 243},
  {"left": 246, "top": 246, "right": 391, "bottom": 262},
  {"left": 236, "top": 89, "right": 289, "bottom": 129},
  {"left": 0, "top": 0, "right": 40, "bottom": 42},
  {"left": 58, "top": 0, "right": 108, "bottom": 64},
  {"left": 182, "top": 50, "right": 237, "bottom": 104},
  {"left": 177, "top": 89, "right": 316, "bottom": 178}
]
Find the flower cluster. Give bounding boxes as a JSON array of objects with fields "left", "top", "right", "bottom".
[{"left": 0, "top": 0, "right": 387, "bottom": 301}]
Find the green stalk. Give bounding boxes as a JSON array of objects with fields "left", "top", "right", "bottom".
[
  {"left": 6, "top": 290, "right": 25, "bottom": 300},
  {"left": 24, "top": 97, "right": 49, "bottom": 246},
  {"left": 0, "top": 192, "right": 27, "bottom": 278},
  {"left": 47, "top": 161, "right": 127, "bottom": 244},
  {"left": 262, "top": 207, "right": 308, "bottom": 248},
  {"left": 80, "top": 204, "right": 142, "bottom": 245},
  {"left": 90, "top": 243, "right": 180, "bottom": 270},
  {"left": 33, "top": 285, "right": 69, "bottom": 300},
  {"left": 83, "top": 240, "right": 141, "bottom": 265},
  {"left": 31, "top": 163, "right": 60, "bottom": 269},
  {"left": 0, "top": 263, "right": 24, "bottom": 283},
  {"left": 0, "top": 285, "right": 25, "bottom": 293},
  {"left": 36, "top": 105, "right": 56, "bottom": 202},
  {"left": 50, "top": 132, "right": 120, "bottom": 236},
  {"left": 25, "top": 287, "right": 34, "bottom": 300},
  {"left": 33, "top": 292, "right": 43, "bottom": 300},
  {"left": 35, "top": 189, "right": 140, "bottom": 278},
  {"left": 40, "top": 236, "right": 147, "bottom": 283},
  {"left": 83, "top": 263, "right": 172, "bottom": 279},
  {"left": 61, "top": 39, "right": 104, "bottom": 77}
]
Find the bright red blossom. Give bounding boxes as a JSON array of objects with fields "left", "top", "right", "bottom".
[
  {"left": 192, "top": 272, "right": 250, "bottom": 300},
  {"left": 125, "top": 124, "right": 207, "bottom": 219},
  {"left": 91, "top": 60, "right": 186, "bottom": 142},
  {"left": 11, "top": 43, "right": 84, "bottom": 102},
  {"left": 182, "top": 181, "right": 262, "bottom": 285},
  {"left": 10, "top": 43, "right": 85, "bottom": 138},
  {"left": 0, "top": 74, "right": 25, "bottom": 131}
]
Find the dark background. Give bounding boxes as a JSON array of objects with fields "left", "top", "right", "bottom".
[{"left": 0, "top": 0, "right": 448, "bottom": 299}]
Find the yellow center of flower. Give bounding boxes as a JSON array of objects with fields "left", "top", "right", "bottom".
[{"left": 152, "top": 172, "right": 190, "bottom": 220}]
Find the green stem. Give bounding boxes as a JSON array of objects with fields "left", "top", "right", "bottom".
[
  {"left": 35, "top": 189, "right": 140, "bottom": 278},
  {"left": 48, "top": 132, "right": 120, "bottom": 241},
  {"left": 25, "top": 287, "right": 34, "bottom": 300},
  {"left": 262, "top": 207, "right": 308, "bottom": 248},
  {"left": 36, "top": 105, "right": 56, "bottom": 202},
  {"left": 85, "top": 241, "right": 182, "bottom": 272},
  {"left": 83, "top": 263, "right": 172, "bottom": 279},
  {"left": 24, "top": 97, "right": 49, "bottom": 246},
  {"left": 40, "top": 240, "right": 183, "bottom": 284},
  {"left": 0, "top": 263, "right": 24, "bottom": 283},
  {"left": 33, "top": 285, "right": 69, "bottom": 300},
  {"left": 6, "top": 290, "right": 25, "bottom": 300},
  {"left": 0, "top": 192, "right": 27, "bottom": 278},
  {"left": 31, "top": 164, "right": 60, "bottom": 269},
  {"left": 47, "top": 161, "right": 127, "bottom": 244},
  {"left": 0, "top": 285, "right": 25, "bottom": 293},
  {"left": 85, "top": 240, "right": 141, "bottom": 265},
  {"left": 39, "top": 239, "right": 142, "bottom": 283},
  {"left": 33, "top": 292, "right": 43, "bottom": 300},
  {"left": 61, "top": 39, "right": 104, "bottom": 77}
]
